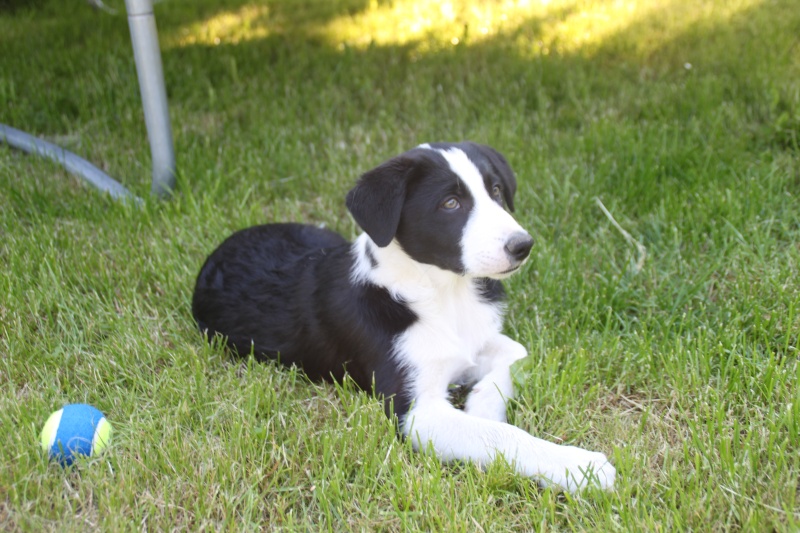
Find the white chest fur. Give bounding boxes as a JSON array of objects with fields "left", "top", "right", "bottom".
[
  {"left": 351, "top": 235, "right": 505, "bottom": 400},
  {"left": 397, "top": 282, "right": 503, "bottom": 400}
]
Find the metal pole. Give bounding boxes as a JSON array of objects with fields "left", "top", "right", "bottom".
[{"left": 125, "top": 0, "right": 175, "bottom": 198}]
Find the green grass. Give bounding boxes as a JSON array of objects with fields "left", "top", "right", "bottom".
[{"left": 1, "top": 0, "right": 799, "bottom": 530}]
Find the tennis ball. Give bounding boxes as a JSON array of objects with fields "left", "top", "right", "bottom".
[{"left": 40, "top": 404, "right": 112, "bottom": 466}]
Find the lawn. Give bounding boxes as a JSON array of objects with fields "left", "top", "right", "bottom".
[{"left": 1, "top": 0, "right": 799, "bottom": 530}]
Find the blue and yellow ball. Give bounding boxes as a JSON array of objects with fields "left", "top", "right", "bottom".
[{"left": 40, "top": 404, "right": 112, "bottom": 466}]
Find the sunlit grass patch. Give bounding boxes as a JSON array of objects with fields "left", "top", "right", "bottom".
[
  {"left": 168, "top": 4, "right": 272, "bottom": 46},
  {"left": 167, "top": 0, "right": 770, "bottom": 58}
]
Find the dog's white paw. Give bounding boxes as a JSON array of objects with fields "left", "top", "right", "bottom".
[
  {"left": 542, "top": 447, "right": 616, "bottom": 493},
  {"left": 464, "top": 388, "right": 508, "bottom": 422}
]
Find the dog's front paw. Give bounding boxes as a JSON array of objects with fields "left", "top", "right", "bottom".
[
  {"left": 464, "top": 387, "right": 508, "bottom": 422},
  {"left": 542, "top": 447, "right": 616, "bottom": 493}
]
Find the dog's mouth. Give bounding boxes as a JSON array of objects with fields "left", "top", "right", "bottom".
[
  {"left": 503, "top": 255, "right": 532, "bottom": 275},
  {"left": 486, "top": 262, "right": 525, "bottom": 279},
  {"left": 501, "top": 266, "right": 523, "bottom": 276},
  {"left": 462, "top": 253, "right": 530, "bottom": 279}
]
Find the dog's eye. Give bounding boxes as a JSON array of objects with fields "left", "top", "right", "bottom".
[
  {"left": 492, "top": 185, "right": 503, "bottom": 200},
  {"left": 441, "top": 197, "right": 460, "bottom": 210}
]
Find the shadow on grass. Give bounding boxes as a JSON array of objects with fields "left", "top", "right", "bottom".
[
  {"left": 0, "top": 0, "right": 797, "bottom": 202},
  {"left": 3, "top": 1, "right": 795, "bottom": 137},
  {"left": 149, "top": 0, "right": 798, "bottom": 160}
]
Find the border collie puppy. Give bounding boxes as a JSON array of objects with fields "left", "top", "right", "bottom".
[{"left": 192, "top": 142, "right": 615, "bottom": 492}]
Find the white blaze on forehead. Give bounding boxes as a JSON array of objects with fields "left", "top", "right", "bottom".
[
  {"left": 435, "top": 148, "right": 492, "bottom": 203},
  {"left": 417, "top": 145, "right": 489, "bottom": 203}
]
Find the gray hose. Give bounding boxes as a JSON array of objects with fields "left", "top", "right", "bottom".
[{"left": 0, "top": 123, "right": 141, "bottom": 203}]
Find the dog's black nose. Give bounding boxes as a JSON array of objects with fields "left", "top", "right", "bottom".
[{"left": 505, "top": 232, "right": 534, "bottom": 262}]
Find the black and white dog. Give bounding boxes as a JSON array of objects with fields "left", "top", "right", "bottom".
[{"left": 192, "top": 142, "right": 615, "bottom": 492}]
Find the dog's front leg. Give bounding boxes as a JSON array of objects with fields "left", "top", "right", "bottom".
[
  {"left": 462, "top": 334, "right": 527, "bottom": 422},
  {"left": 404, "top": 399, "right": 616, "bottom": 492}
]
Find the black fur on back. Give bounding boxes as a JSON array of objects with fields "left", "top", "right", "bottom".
[{"left": 191, "top": 223, "right": 417, "bottom": 419}]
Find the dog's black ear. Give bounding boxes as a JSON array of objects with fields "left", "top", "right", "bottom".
[
  {"left": 346, "top": 157, "right": 411, "bottom": 247},
  {"left": 465, "top": 142, "right": 518, "bottom": 212}
]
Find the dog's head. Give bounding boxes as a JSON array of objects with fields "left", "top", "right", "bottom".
[{"left": 346, "top": 142, "right": 533, "bottom": 279}]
